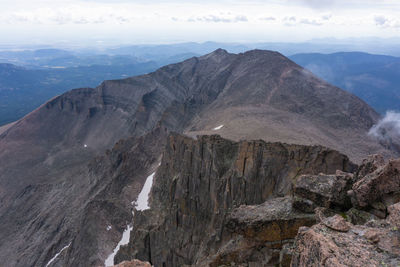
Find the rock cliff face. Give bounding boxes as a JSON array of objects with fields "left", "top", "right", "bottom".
[
  {"left": 115, "top": 133, "right": 355, "bottom": 266},
  {"left": 114, "top": 133, "right": 400, "bottom": 267}
]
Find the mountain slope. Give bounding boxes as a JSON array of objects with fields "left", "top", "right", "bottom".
[
  {"left": 290, "top": 52, "right": 400, "bottom": 114},
  {"left": 0, "top": 61, "right": 159, "bottom": 125},
  {"left": 0, "top": 49, "right": 394, "bottom": 266}
]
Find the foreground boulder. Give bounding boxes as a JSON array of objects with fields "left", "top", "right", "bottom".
[
  {"left": 350, "top": 158, "right": 400, "bottom": 209},
  {"left": 291, "top": 216, "right": 400, "bottom": 267},
  {"left": 113, "top": 259, "right": 152, "bottom": 267},
  {"left": 226, "top": 197, "right": 315, "bottom": 244},
  {"left": 201, "top": 197, "right": 315, "bottom": 266},
  {"left": 387, "top": 202, "right": 400, "bottom": 228},
  {"left": 294, "top": 170, "right": 354, "bottom": 211},
  {"left": 356, "top": 154, "right": 385, "bottom": 179},
  {"left": 291, "top": 156, "right": 400, "bottom": 266}
]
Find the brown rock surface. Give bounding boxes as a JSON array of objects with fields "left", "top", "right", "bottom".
[
  {"left": 226, "top": 197, "right": 315, "bottom": 243},
  {"left": 291, "top": 216, "right": 400, "bottom": 267},
  {"left": 321, "top": 215, "right": 350, "bottom": 232},
  {"left": 387, "top": 202, "right": 400, "bottom": 228},
  {"left": 356, "top": 154, "right": 385, "bottom": 179},
  {"left": 351, "top": 158, "right": 400, "bottom": 208},
  {"left": 113, "top": 259, "right": 151, "bottom": 267},
  {"left": 345, "top": 207, "right": 378, "bottom": 225},
  {"left": 294, "top": 170, "right": 354, "bottom": 210}
]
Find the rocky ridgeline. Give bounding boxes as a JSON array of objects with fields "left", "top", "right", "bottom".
[
  {"left": 113, "top": 133, "right": 359, "bottom": 266},
  {"left": 112, "top": 134, "right": 400, "bottom": 266},
  {"left": 291, "top": 155, "right": 400, "bottom": 267}
]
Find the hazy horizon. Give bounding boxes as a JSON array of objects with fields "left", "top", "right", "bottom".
[{"left": 1, "top": 0, "right": 400, "bottom": 47}]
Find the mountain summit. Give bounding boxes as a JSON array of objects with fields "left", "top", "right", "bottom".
[{"left": 0, "top": 49, "right": 395, "bottom": 266}]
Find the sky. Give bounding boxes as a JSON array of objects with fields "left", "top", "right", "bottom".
[{"left": 0, "top": 0, "right": 399, "bottom": 46}]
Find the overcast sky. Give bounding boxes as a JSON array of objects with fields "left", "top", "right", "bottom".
[{"left": 0, "top": 0, "right": 399, "bottom": 46}]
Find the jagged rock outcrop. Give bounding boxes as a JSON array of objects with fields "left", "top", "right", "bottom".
[
  {"left": 291, "top": 216, "right": 400, "bottom": 267},
  {"left": 226, "top": 197, "right": 315, "bottom": 243},
  {"left": 350, "top": 158, "right": 400, "bottom": 210},
  {"left": 115, "top": 133, "right": 355, "bottom": 266},
  {"left": 113, "top": 259, "right": 152, "bottom": 267},
  {"left": 290, "top": 155, "right": 400, "bottom": 267},
  {"left": 356, "top": 154, "right": 386, "bottom": 179},
  {"left": 294, "top": 170, "right": 354, "bottom": 211},
  {"left": 111, "top": 136, "right": 400, "bottom": 267},
  {"left": 204, "top": 197, "right": 315, "bottom": 266},
  {"left": 387, "top": 202, "right": 400, "bottom": 228},
  {"left": 345, "top": 207, "right": 378, "bottom": 225}
]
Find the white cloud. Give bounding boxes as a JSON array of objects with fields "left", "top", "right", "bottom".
[
  {"left": 294, "top": 0, "right": 399, "bottom": 10},
  {"left": 283, "top": 16, "right": 324, "bottom": 27},
  {"left": 374, "top": 15, "right": 400, "bottom": 28},
  {"left": 374, "top": 15, "right": 388, "bottom": 26},
  {"left": 259, "top": 16, "right": 276, "bottom": 21},
  {"left": 369, "top": 111, "right": 400, "bottom": 152},
  {"left": 0, "top": 0, "right": 399, "bottom": 45},
  {"left": 321, "top": 14, "right": 332, "bottom": 20},
  {"left": 300, "top": 18, "right": 323, "bottom": 26},
  {"left": 296, "top": 0, "right": 336, "bottom": 9},
  {"left": 188, "top": 14, "right": 248, "bottom": 23}
]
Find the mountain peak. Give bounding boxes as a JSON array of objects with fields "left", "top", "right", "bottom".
[
  {"left": 212, "top": 48, "right": 229, "bottom": 55},
  {"left": 201, "top": 48, "right": 231, "bottom": 61}
]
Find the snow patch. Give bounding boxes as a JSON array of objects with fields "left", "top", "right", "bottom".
[
  {"left": 107, "top": 225, "right": 112, "bottom": 231},
  {"left": 104, "top": 171, "right": 156, "bottom": 266},
  {"left": 45, "top": 242, "right": 71, "bottom": 267},
  {"left": 104, "top": 225, "right": 133, "bottom": 266},
  {"left": 213, "top": 125, "right": 224, "bottom": 130},
  {"left": 135, "top": 172, "right": 155, "bottom": 211}
]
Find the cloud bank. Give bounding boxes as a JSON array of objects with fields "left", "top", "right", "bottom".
[{"left": 369, "top": 111, "right": 400, "bottom": 152}]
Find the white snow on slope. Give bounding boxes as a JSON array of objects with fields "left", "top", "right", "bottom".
[
  {"left": 104, "top": 225, "right": 133, "bottom": 266},
  {"left": 136, "top": 172, "right": 155, "bottom": 211},
  {"left": 45, "top": 242, "right": 71, "bottom": 267},
  {"left": 104, "top": 171, "right": 156, "bottom": 266},
  {"left": 213, "top": 125, "right": 224, "bottom": 130}
]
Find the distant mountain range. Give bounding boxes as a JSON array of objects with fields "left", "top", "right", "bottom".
[
  {"left": 0, "top": 49, "right": 395, "bottom": 266},
  {"left": 290, "top": 52, "right": 400, "bottom": 114},
  {"left": 1, "top": 43, "right": 400, "bottom": 126},
  {"left": 0, "top": 48, "right": 211, "bottom": 126}
]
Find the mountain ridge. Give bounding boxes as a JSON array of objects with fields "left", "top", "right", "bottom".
[{"left": 0, "top": 49, "right": 396, "bottom": 266}]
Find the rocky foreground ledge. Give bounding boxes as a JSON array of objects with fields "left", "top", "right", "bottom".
[
  {"left": 111, "top": 134, "right": 400, "bottom": 266},
  {"left": 291, "top": 155, "right": 400, "bottom": 267},
  {"left": 113, "top": 259, "right": 152, "bottom": 267}
]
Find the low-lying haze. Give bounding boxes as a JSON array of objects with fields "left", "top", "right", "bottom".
[{"left": 0, "top": 0, "right": 399, "bottom": 46}]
